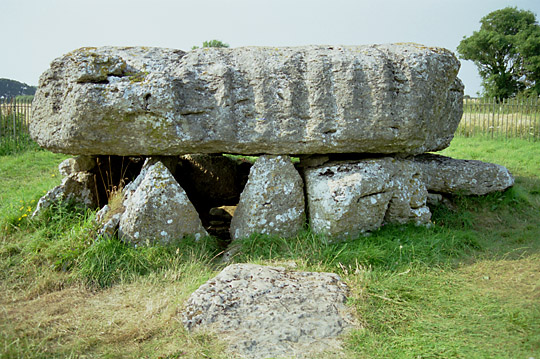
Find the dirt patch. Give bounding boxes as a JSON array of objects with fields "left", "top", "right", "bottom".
[
  {"left": 0, "top": 281, "right": 196, "bottom": 357},
  {"left": 459, "top": 256, "right": 540, "bottom": 303}
]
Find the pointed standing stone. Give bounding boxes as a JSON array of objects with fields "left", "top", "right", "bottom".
[
  {"left": 118, "top": 161, "right": 207, "bottom": 245},
  {"left": 230, "top": 155, "right": 305, "bottom": 240}
]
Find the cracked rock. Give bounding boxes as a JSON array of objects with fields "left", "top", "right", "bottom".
[
  {"left": 30, "top": 44, "right": 462, "bottom": 156},
  {"left": 32, "top": 171, "right": 98, "bottom": 218},
  {"left": 304, "top": 158, "right": 430, "bottom": 239}
]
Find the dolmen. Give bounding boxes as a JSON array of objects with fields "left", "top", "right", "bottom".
[{"left": 30, "top": 44, "right": 514, "bottom": 244}]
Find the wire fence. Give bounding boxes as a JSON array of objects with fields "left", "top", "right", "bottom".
[
  {"left": 1, "top": 97, "right": 540, "bottom": 151},
  {"left": 1, "top": 97, "right": 33, "bottom": 147},
  {"left": 457, "top": 97, "right": 540, "bottom": 140}
]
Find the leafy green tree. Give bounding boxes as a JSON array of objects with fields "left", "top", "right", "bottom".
[
  {"left": 457, "top": 7, "right": 540, "bottom": 100},
  {"left": 192, "top": 40, "right": 230, "bottom": 50}
]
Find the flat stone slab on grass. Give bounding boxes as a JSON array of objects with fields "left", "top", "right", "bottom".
[
  {"left": 182, "top": 263, "right": 354, "bottom": 359},
  {"left": 413, "top": 154, "right": 515, "bottom": 195}
]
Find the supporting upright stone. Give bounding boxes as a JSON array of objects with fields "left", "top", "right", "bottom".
[
  {"left": 230, "top": 155, "right": 305, "bottom": 240},
  {"left": 384, "top": 160, "right": 431, "bottom": 225},
  {"left": 118, "top": 160, "right": 207, "bottom": 245},
  {"left": 32, "top": 171, "right": 98, "bottom": 218},
  {"left": 304, "top": 158, "right": 431, "bottom": 239},
  {"left": 305, "top": 158, "right": 394, "bottom": 239},
  {"left": 58, "top": 155, "right": 96, "bottom": 176}
]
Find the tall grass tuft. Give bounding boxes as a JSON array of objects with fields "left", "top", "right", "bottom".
[
  {"left": 78, "top": 235, "right": 222, "bottom": 288},
  {"left": 0, "top": 134, "right": 40, "bottom": 156},
  {"left": 78, "top": 238, "right": 153, "bottom": 288}
]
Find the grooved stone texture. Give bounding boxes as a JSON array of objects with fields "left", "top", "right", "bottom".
[{"left": 30, "top": 44, "right": 463, "bottom": 156}]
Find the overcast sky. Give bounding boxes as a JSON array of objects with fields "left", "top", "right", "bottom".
[{"left": 3, "top": 0, "right": 539, "bottom": 96}]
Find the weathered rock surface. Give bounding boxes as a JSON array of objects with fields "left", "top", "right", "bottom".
[
  {"left": 32, "top": 171, "right": 97, "bottom": 218},
  {"left": 96, "top": 205, "right": 122, "bottom": 238},
  {"left": 30, "top": 44, "right": 463, "bottom": 156},
  {"left": 385, "top": 160, "right": 431, "bottom": 224},
  {"left": 29, "top": 44, "right": 518, "bottom": 244},
  {"left": 413, "top": 154, "right": 515, "bottom": 195},
  {"left": 58, "top": 155, "right": 96, "bottom": 177},
  {"left": 182, "top": 263, "right": 353, "bottom": 358},
  {"left": 230, "top": 155, "right": 305, "bottom": 240},
  {"left": 118, "top": 160, "right": 207, "bottom": 245},
  {"left": 304, "top": 158, "right": 430, "bottom": 239},
  {"left": 121, "top": 157, "right": 177, "bottom": 199}
]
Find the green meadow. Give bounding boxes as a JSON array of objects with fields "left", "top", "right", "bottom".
[{"left": 1, "top": 134, "right": 538, "bottom": 358}]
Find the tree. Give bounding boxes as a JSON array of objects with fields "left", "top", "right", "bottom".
[
  {"left": 457, "top": 7, "right": 540, "bottom": 100},
  {"left": 192, "top": 40, "right": 230, "bottom": 50}
]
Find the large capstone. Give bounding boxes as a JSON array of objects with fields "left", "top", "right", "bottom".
[
  {"left": 30, "top": 44, "right": 463, "bottom": 156},
  {"left": 182, "top": 263, "right": 353, "bottom": 359}
]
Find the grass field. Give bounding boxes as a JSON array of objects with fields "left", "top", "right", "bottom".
[{"left": 0, "top": 135, "right": 539, "bottom": 358}]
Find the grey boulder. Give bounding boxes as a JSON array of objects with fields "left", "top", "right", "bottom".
[
  {"left": 304, "top": 158, "right": 430, "bottom": 239},
  {"left": 58, "top": 155, "right": 96, "bottom": 177},
  {"left": 413, "top": 154, "right": 515, "bottom": 195},
  {"left": 32, "top": 171, "right": 98, "bottom": 218},
  {"left": 30, "top": 44, "right": 463, "bottom": 156},
  {"left": 118, "top": 160, "right": 207, "bottom": 245},
  {"left": 182, "top": 263, "right": 353, "bottom": 358},
  {"left": 230, "top": 155, "right": 305, "bottom": 240}
]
